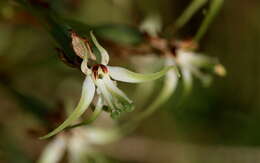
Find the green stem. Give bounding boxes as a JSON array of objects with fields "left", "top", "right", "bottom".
[
  {"left": 194, "top": 0, "right": 224, "bottom": 42},
  {"left": 175, "top": 0, "right": 208, "bottom": 30}
]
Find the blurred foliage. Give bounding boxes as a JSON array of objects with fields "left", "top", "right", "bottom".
[{"left": 0, "top": 0, "right": 260, "bottom": 163}]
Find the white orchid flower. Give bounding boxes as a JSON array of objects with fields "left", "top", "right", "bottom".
[
  {"left": 38, "top": 126, "right": 118, "bottom": 163},
  {"left": 140, "top": 13, "right": 162, "bottom": 37},
  {"left": 40, "top": 31, "right": 175, "bottom": 139},
  {"left": 174, "top": 47, "right": 226, "bottom": 92}
]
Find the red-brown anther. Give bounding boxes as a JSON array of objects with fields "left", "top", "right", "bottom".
[
  {"left": 100, "top": 64, "right": 108, "bottom": 74},
  {"left": 92, "top": 64, "right": 99, "bottom": 79},
  {"left": 92, "top": 64, "right": 108, "bottom": 79},
  {"left": 93, "top": 71, "right": 98, "bottom": 79},
  {"left": 92, "top": 64, "right": 99, "bottom": 71}
]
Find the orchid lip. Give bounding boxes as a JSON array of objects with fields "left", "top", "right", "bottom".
[{"left": 92, "top": 64, "right": 109, "bottom": 79}]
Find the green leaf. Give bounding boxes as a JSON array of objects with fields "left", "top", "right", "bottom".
[
  {"left": 67, "top": 21, "right": 144, "bottom": 45},
  {"left": 63, "top": 19, "right": 144, "bottom": 45},
  {"left": 94, "top": 24, "right": 143, "bottom": 45}
]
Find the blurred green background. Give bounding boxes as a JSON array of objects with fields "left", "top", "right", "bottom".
[{"left": 0, "top": 0, "right": 260, "bottom": 162}]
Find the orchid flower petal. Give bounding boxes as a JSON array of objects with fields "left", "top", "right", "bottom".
[
  {"left": 103, "top": 76, "right": 134, "bottom": 114},
  {"left": 40, "top": 76, "right": 95, "bottom": 139},
  {"left": 103, "top": 76, "right": 132, "bottom": 103},
  {"left": 38, "top": 135, "right": 67, "bottom": 163},
  {"left": 122, "top": 69, "right": 178, "bottom": 131},
  {"left": 139, "top": 69, "right": 178, "bottom": 119},
  {"left": 95, "top": 79, "right": 116, "bottom": 110},
  {"left": 80, "top": 57, "right": 91, "bottom": 75},
  {"left": 140, "top": 13, "right": 162, "bottom": 37},
  {"left": 68, "top": 97, "right": 103, "bottom": 128},
  {"left": 67, "top": 130, "right": 89, "bottom": 163},
  {"left": 85, "top": 127, "right": 121, "bottom": 145},
  {"left": 96, "top": 77, "right": 133, "bottom": 119},
  {"left": 178, "top": 50, "right": 217, "bottom": 68},
  {"left": 90, "top": 31, "right": 109, "bottom": 65},
  {"left": 71, "top": 31, "right": 89, "bottom": 59},
  {"left": 108, "top": 66, "right": 177, "bottom": 83},
  {"left": 190, "top": 66, "right": 212, "bottom": 87},
  {"left": 191, "top": 54, "right": 218, "bottom": 68},
  {"left": 181, "top": 68, "right": 193, "bottom": 93},
  {"left": 214, "top": 64, "right": 226, "bottom": 76},
  {"left": 71, "top": 31, "right": 96, "bottom": 60}
]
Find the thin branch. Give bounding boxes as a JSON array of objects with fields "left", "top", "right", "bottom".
[{"left": 194, "top": 0, "right": 224, "bottom": 42}]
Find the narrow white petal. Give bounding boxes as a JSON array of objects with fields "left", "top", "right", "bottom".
[
  {"left": 151, "top": 69, "right": 178, "bottom": 109},
  {"left": 182, "top": 68, "right": 193, "bottom": 93},
  {"left": 96, "top": 76, "right": 134, "bottom": 118},
  {"left": 191, "top": 54, "right": 217, "bottom": 67},
  {"left": 190, "top": 66, "right": 212, "bottom": 87},
  {"left": 178, "top": 49, "right": 217, "bottom": 68},
  {"left": 90, "top": 31, "right": 109, "bottom": 65},
  {"left": 103, "top": 76, "right": 134, "bottom": 118},
  {"left": 103, "top": 76, "right": 132, "bottom": 103},
  {"left": 108, "top": 66, "right": 175, "bottom": 83},
  {"left": 95, "top": 79, "right": 115, "bottom": 110},
  {"left": 67, "top": 130, "right": 91, "bottom": 163},
  {"left": 81, "top": 57, "right": 91, "bottom": 75},
  {"left": 84, "top": 127, "right": 121, "bottom": 145},
  {"left": 38, "top": 135, "right": 67, "bottom": 163},
  {"left": 126, "top": 69, "right": 178, "bottom": 125},
  {"left": 140, "top": 13, "right": 162, "bottom": 37},
  {"left": 40, "top": 76, "right": 95, "bottom": 139},
  {"left": 69, "top": 97, "right": 103, "bottom": 128}
]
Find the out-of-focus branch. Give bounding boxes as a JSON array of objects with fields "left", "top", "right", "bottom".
[
  {"left": 175, "top": 0, "right": 208, "bottom": 30},
  {"left": 101, "top": 136, "right": 260, "bottom": 163},
  {"left": 164, "top": 0, "right": 207, "bottom": 36}
]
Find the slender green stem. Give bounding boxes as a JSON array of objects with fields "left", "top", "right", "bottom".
[
  {"left": 164, "top": 0, "right": 207, "bottom": 35},
  {"left": 175, "top": 0, "right": 208, "bottom": 30},
  {"left": 194, "top": 0, "right": 224, "bottom": 42}
]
